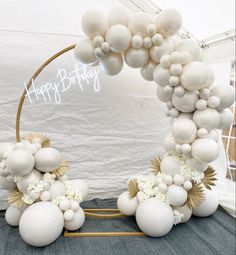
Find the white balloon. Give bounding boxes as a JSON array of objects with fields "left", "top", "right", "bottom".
[
  {"left": 0, "top": 142, "right": 15, "bottom": 161},
  {"left": 64, "top": 209, "right": 75, "bottom": 221},
  {"left": 199, "top": 88, "right": 210, "bottom": 100},
  {"left": 152, "top": 33, "right": 163, "bottom": 46},
  {"left": 124, "top": 48, "right": 149, "bottom": 68},
  {"left": 92, "top": 35, "right": 104, "bottom": 47},
  {"left": 64, "top": 207, "right": 85, "bottom": 231},
  {"left": 74, "top": 39, "right": 96, "bottom": 64},
  {"left": 132, "top": 35, "right": 143, "bottom": 49},
  {"left": 19, "top": 202, "right": 64, "bottom": 247},
  {"left": 191, "top": 138, "right": 220, "bottom": 163},
  {"left": 193, "top": 108, "right": 220, "bottom": 130},
  {"left": 140, "top": 60, "right": 157, "bottom": 81},
  {"left": 143, "top": 37, "right": 153, "bottom": 48},
  {"left": 70, "top": 201, "right": 80, "bottom": 211},
  {"left": 163, "top": 133, "right": 177, "bottom": 155},
  {"left": 173, "top": 174, "right": 185, "bottom": 186},
  {"left": 207, "top": 96, "right": 220, "bottom": 109},
  {"left": 146, "top": 24, "right": 157, "bottom": 36},
  {"left": 174, "top": 204, "right": 192, "bottom": 223},
  {"left": 0, "top": 176, "right": 16, "bottom": 189},
  {"left": 185, "top": 158, "right": 208, "bottom": 172},
  {"left": 175, "top": 39, "right": 202, "bottom": 61},
  {"left": 166, "top": 185, "right": 187, "bottom": 206},
  {"left": 161, "top": 155, "right": 181, "bottom": 175},
  {"left": 59, "top": 198, "right": 71, "bottom": 211},
  {"left": 40, "top": 191, "right": 51, "bottom": 201},
  {"left": 171, "top": 118, "right": 197, "bottom": 144},
  {"left": 156, "top": 85, "right": 172, "bottom": 102},
  {"left": 5, "top": 205, "right": 24, "bottom": 227},
  {"left": 196, "top": 99, "right": 207, "bottom": 111},
  {"left": 172, "top": 91, "right": 198, "bottom": 112},
  {"left": 183, "top": 180, "right": 192, "bottom": 191},
  {"left": 210, "top": 86, "right": 235, "bottom": 110},
  {"left": 67, "top": 179, "right": 88, "bottom": 201},
  {"left": 170, "top": 63, "right": 182, "bottom": 76},
  {"left": 160, "top": 54, "right": 172, "bottom": 68},
  {"left": 16, "top": 169, "right": 41, "bottom": 193},
  {"left": 6, "top": 149, "right": 35, "bottom": 176},
  {"left": 193, "top": 188, "right": 219, "bottom": 217},
  {"left": 208, "top": 130, "right": 220, "bottom": 142},
  {"left": 169, "top": 75, "right": 180, "bottom": 86},
  {"left": 153, "top": 66, "right": 171, "bottom": 86},
  {"left": 218, "top": 109, "right": 233, "bottom": 129},
  {"left": 128, "top": 12, "right": 153, "bottom": 37},
  {"left": 49, "top": 181, "right": 66, "bottom": 201},
  {"left": 174, "top": 85, "right": 185, "bottom": 96},
  {"left": 35, "top": 147, "right": 61, "bottom": 173},
  {"left": 155, "top": 9, "right": 182, "bottom": 37},
  {"left": 108, "top": 6, "right": 132, "bottom": 26},
  {"left": 81, "top": 10, "right": 109, "bottom": 38},
  {"left": 101, "top": 42, "right": 110, "bottom": 53},
  {"left": 197, "top": 128, "right": 209, "bottom": 138},
  {"left": 105, "top": 25, "right": 132, "bottom": 52},
  {"left": 135, "top": 198, "right": 174, "bottom": 237},
  {"left": 100, "top": 52, "right": 123, "bottom": 76},
  {"left": 117, "top": 191, "right": 139, "bottom": 216},
  {"left": 150, "top": 39, "right": 174, "bottom": 63}
]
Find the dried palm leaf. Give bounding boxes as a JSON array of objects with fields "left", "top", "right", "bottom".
[
  {"left": 22, "top": 132, "right": 51, "bottom": 147},
  {"left": 186, "top": 183, "right": 205, "bottom": 208},
  {"left": 52, "top": 160, "right": 69, "bottom": 177},
  {"left": 8, "top": 189, "right": 27, "bottom": 208},
  {"left": 128, "top": 178, "right": 139, "bottom": 198},
  {"left": 202, "top": 166, "right": 217, "bottom": 190},
  {"left": 151, "top": 156, "right": 161, "bottom": 175}
]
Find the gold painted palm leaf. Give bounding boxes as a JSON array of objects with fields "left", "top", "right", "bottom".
[
  {"left": 22, "top": 132, "right": 51, "bottom": 147},
  {"left": 186, "top": 183, "right": 205, "bottom": 208},
  {"left": 52, "top": 160, "right": 69, "bottom": 177},
  {"left": 151, "top": 156, "right": 161, "bottom": 175},
  {"left": 202, "top": 166, "right": 217, "bottom": 190},
  {"left": 128, "top": 178, "right": 139, "bottom": 198},
  {"left": 8, "top": 189, "right": 27, "bottom": 208}
]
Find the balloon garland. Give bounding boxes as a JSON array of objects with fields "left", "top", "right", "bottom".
[{"left": 0, "top": 6, "right": 235, "bottom": 247}]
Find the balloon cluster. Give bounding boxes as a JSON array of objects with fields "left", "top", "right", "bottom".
[
  {"left": 0, "top": 133, "right": 88, "bottom": 247},
  {"left": 75, "top": 6, "right": 235, "bottom": 237}
]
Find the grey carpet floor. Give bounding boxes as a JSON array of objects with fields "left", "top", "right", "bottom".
[{"left": 0, "top": 198, "right": 235, "bottom": 255}]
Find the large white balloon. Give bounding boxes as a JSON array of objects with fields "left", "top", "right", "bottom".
[
  {"left": 161, "top": 155, "right": 181, "bottom": 175},
  {"left": 172, "top": 91, "right": 198, "bottom": 112},
  {"left": 64, "top": 207, "right": 85, "bottom": 231},
  {"left": 128, "top": 12, "right": 153, "bottom": 37},
  {"left": 82, "top": 10, "right": 109, "bottom": 38},
  {"left": 193, "top": 108, "right": 220, "bottom": 130},
  {"left": 0, "top": 142, "right": 15, "bottom": 161},
  {"left": 100, "top": 52, "right": 123, "bottom": 76},
  {"left": 155, "top": 9, "right": 182, "bottom": 37},
  {"left": 6, "top": 149, "right": 35, "bottom": 176},
  {"left": 180, "top": 62, "right": 208, "bottom": 91},
  {"left": 19, "top": 202, "right": 64, "bottom": 247},
  {"left": 210, "top": 86, "right": 235, "bottom": 110},
  {"left": 49, "top": 181, "right": 66, "bottom": 201},
  {"left": 16, "top": 169, "right": 41, "bottom": 193},
  {"left": 124, "top": 48, "right": 149, "bottom": 68},
  {"left": 166, "top": 185, "right": 187, "bottom": 206},
  {"left": 191, "top": 138, "right": 220, "bottom": 163},
  {"left": 218, "top": 109, "right": 233, "bottom": 129},
  {"left": 67, "top": 179, "right": 88, "bottom": 201},
  {"left": 5, "top": 205, "right": 24, "bottom": 227},
  {"left": 135, "top": 198, "right": 174, "bottom": 237},
  {"left": 150, "top": 39, "right": 174, "bottom": 63},
  {"left": 74, "top": 39, "right": 96, "bottom": 64},
  {"left": 108, "top": 6, "right": 132, "bottom": 26},
  {"left": 35, "top": 147, "right": 61, "bottom": 172},
  {"left": 193, "top": 188, "right": 219, "bottom": 217},
  {"left": 117, "top": 191, "right": 139, "bottom": 216},
  {"left": 0, "top": 176, "right": 16, "bottom": 189},
  {"left": 105, "top": 25, "right": 132, "bottom": 52},
  {"left": 171, "top": 118, "right": 197, "bottom": 144},
  {"left": 153, "top": 65, "right": 171, "bottom": 86},
  {"left": 156, "top": 85, "right": 172, "bottom": 102},
  {"left": 140, "top": 60, "right": 157, "bottom": 81}
]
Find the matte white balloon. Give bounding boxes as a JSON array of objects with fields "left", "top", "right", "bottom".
[
  {"left": 105, "top": 25, "right": 132, "bottom": 52},
  {"left": 64, "top": 207, "right": 85, "bottom": 231},
  {"left": 17, "top": 169, "right": 41, "bottom": 193},
  {"left": 174, "top": 204, "right": 192, "bottom": 223},
  {"left": 40, "top": 191, "right": 51, "bottom": 201},
  {"left": 191, "top": 138, "right": 220, "bottom": 163},
  {"left": 173, "top": 174, "right": 185, "bottom": 186},
  {"left": 100, "top": 52, "right": 123, "bottom": 76},
  {"left": 152, "top": 33, "right": 163, "bottom": 46},
  {"left": 132, "top": 35, "right": 143, "bottom": 49},
  {"left": 117, "top": 191, "right": 139, "bottom": 216},
  {"left": 5, "top": 205, "right": 23, "bottom": 227},
  {"left": 170, "top": 63, "right": 182, "bottom": 76},
  {"left": 143, "top": 37, "right": 153, "bottom": 48},
  {"left": 49, "top": 181, "right": 66, "bottom": 201},
  {"left": 67, "top": 179, "right": 88, "bottom": 201},
  {"left": 207, "top": 96, "right": 220, "bottom": 108},
  {"left": 135, "top": 198, "right": 174, "bottom": 237},
  {"left": 150, "top": 39, "right": 174, "bottom": 63},
  {"left": 193, "top": 108, "right": 220, "bottom": 130},
  {"left": 160, "top": 54, "right": 172, "bottom": 68},
  {"left": 155, "top": 9, "right": 182, "bottom": 37},
  {"left": 146, "top": 24, "right": 157, "bottom": 36},
  {"left": 153, "top": 66, "right": 171, "bottom": 86},
  {"left": 19, "top": 202, "right": 64, "bottom": 247},
  {"left": 175, "top": 39, "right": 202, "bottom": 61},
  {"left": 82, "top": 10, "right": 109, "bottom": 38},
  {"left": 161, "top": 155, "right": 181, "bottom": 175},
  {"left": 174, "top": 85, "right": 185, "bottom": 96},
  {"left": 185, "top": 158, "right": 208, "bottom": 172},
  {"left": 156, "top": 85, "right": 172, "bottom": 102},
  {"left": 197, "top": 128, "right": 208, "bottom": 138},
  {"left": 108, "top": 6, "right": 132, "bottom": 26},
  {"left": 70, "top": 201, "right": 80, "bottom": 211},
  {"left": 74, "top": 39, "right": 96, "bottom": 64},
  {"left": 124, "top": 48, "right": 149, "bottom": 68},
  {"left": 64, "top": 209, "right": 75, "bottom": 221},
  {"left": 183, "top": 181, "right": 192, "bottom": 191},
  {"left": 172, "top": 91, "right": 198, "bottom": 112},
  {"left": 0, "top": 142, "right": 15, "bottom": 161},
  {"left": 218, "top": 109, "right": 233, "bottom": 129},
  {"left": 140, "top": 60, "right": 157, "bottom": 81},
  {"left": 166, "top": 185, "right": 187, "bottom": 206},
  {"left": 196, "top": 99, "right": 207, "bottom": 111},
  {"left": 59, "top": 198, "right": 71, "bottom": 211}
]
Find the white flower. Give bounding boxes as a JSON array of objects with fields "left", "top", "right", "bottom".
[
  {"left": 13, "top": 175, "right": 23, "bottom": 182},
  {"left": 22, "top": 194, "right": 34, "bottom": 205},
  {"left": 173, "top": 209, "right": 184, "bottom": 225}
]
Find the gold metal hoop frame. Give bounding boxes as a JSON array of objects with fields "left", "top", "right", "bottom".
[{"left": 15, "top": 44, "right": 144, "bottom": 237}]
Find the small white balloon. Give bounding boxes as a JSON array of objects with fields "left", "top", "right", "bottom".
[
  {"left": 193, "top": 108, "right": 220, "bottom": 130},
  {"left": 140, "top": 60, "right": 157, "bottom": 81},
  {"left": 64, "top": 207, "right": 85, "bottom": 231},
  {"left": 158, "top": 183, "right": 168, "bottom": 193},
  {"left": 197, "top": 128, "right": 208, "bottom": 138},
  {"left": 64, "top": 209, "right": 75, "bottom": 221},
  {"left": 40, "top": 191, "right": 51, "bottom": 201},
  {"left": 108, "top": 6, "right": 132, "bottom": 26},
  {"left": 172, "top": 90, "right": 198, "bottom": 112},
  {"left": 207, "top": 96, "right": 220, "bottom": 108},
  {"left": 218, "top": 109, "right": 233, "bottom": 129},
  {"left": 175, "top": 39, "right": 202, "bottom": 61},
  {"left": 124, "top": 48, "right": 149, "bottom": 68},
  {"left": 199, "top": 88, "right": 210, "bottom": 100},
  {"left": 163, "top": 175, "right": 173, "bottom": 186},
  {"left": 160, "top": 54, "right": 172, "bottom": 68},
  {"left": 101, "top": 42, "right": 110, "bottom": 53},
  {"left": 170, "top": 63, "right": 182, "bottom": 75},
  {"left": 196, "top": 99, "right": 207, "bottom": 111},
  {"left": 181, "top": 144, "right": 192, "bottom": 153},
  {"left": 170, "top": 51, "right": 182, "bottom": 63},
  {"left": 173, "top": 174, "right": 185, "bottom": 186},
  {"left": 169, "top": 108, "right": 179, "bottom": 117},
  {"left": 131, "top": 35, "right": 143, "bottom": 49},
  {"left": 5, "top": 205, "right": 23, "bottom": 227},
  {"left": 179, "top": 51, "right": 191, "bottom": 65},
  {"left": 146, "top": 24, "right": 157, "bottom": 36},
  {"left": 169, "top": 76, "right": 180, "bottom": 86},
  {"left": 94, "top": 47, "right": 105, "bottom": 58},
  {"left": 143, "top": 37, "right": 153, "bottom": 48},
  {"left": 152, "top": 33, "right": 163, "bottom": 46},
  {"left": 74, "top": 39, "right": 97, "bottom": 64},
  {"left": 117, "top": 191, "right": 139, "bottom": 216},
  {"left": 183, "top": 181, "right": 192, "bottom": 191},
  {"left": 92, "top": 35, "right": 104, "bottom": 47},
  {"left": 166, "top": 185, "right": 187, "bottom": 206},
  {"left": 70, "top": 201, "right": 80, "bottom": 211},
  {"left": 156, "top": 85, "right": 172, "bottom": 102},
  {"left": 100, "top": 52, "right": 123, "bottom": 76},
  {"left": 150, "top": 39, "right": 174, "bottom": 63},
  {"left": 153, "top": 66, "right": 171, "bottom": 86},
  {"left": 174, "top": 85, "right": 185, "bottom": 97},
  {"left": 59, "top": 198, "right": 71, "bottom": 211},
  {"left": 160, "top": 155, "right": 181, "bottom": 176}
]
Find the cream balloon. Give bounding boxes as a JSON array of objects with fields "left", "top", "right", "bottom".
[
  {"left": 160, "top": 155, "right": 181, "bottom": 176},
  {"left": 0, "top": 142, "right": 15, "bottom": 161},
  {"left": 174, "top": 204, "right": 192, "bottom": 223},
  {"left": 163, "top": 133, "right": 177, "bottom": 155},
  {"left": 218, "top": 109, "right": 233, "bottom": 129},
  {"left": 74, "top": 39, "right": 96, "bottom": 64},
  {"left": 185, "top": 158, "right": 208, "bottom": 173},
  {"left": 156, "top": 85, "right": 172, "bottom": 102},
  {"left": 150, "top": 39, "right": 174, "bottom": 63},
  {"left": 193, "top": 188, "right": 219, "bottom": 217},
  {"left": 191, "top": 138, "right": 220, "bottom": 163},
  {"left": 6, "top": 149, "right": 35, "bottom": 176},
  {"left": 19, "top": 202, "right": 64, "bottom": 247},
  {"left": 67, "top": 179, "right": 88, "bottom": 201},
  {"left": 153, "top": 66, "right": 171, "bottom": 86},
  {"left": 35, "top": 147, "right": 61, "bottom": 172},
  {"left": 193, "top": 108, "right": 220, "bottom": 130},
  {"left": 64, "top": 207, "right": 85, "bottom": 231},
  {"left": 0, "top": 176, "right": 16, "bottom": 189},
  {"left": 135, "top": 198, "right": 174, "bottom": 237},
  {"left": 172, "top": 91, "right": 198, "bottom": 113},
  {"left": 5, "top": 205, "right": 24, "bottom": 227},
  {"left": 100, "top": 52, "right": 123, "bottom": 76},
  {"left": 140, "top": 60, "right": 157, "bottom": 81},
  {"left": 166, "top": 185, "right": 187, "bottom": 207},
  {"left": 108, "top": 6, "right": 132, "bottom": 26},
  {"left": 81, "top": 10, "right": 109, "bottom": 38},
  {"left": 175, "top": 39, "right": 202, "bottom": 61},
  {"left": 105, "top": 25, "right": 132, "bottom": 52},
  {"left": 117, "top": 191, "right": 139, "bottom": 216},
  {"left": 155, "top": 9, "right": 182, "bottom": 37},
  {"left": 124, "top": 48, "right": 149, "bottom": 68},
  {"left": 49, "top": 181, "right": 66, "bottom": 201}
]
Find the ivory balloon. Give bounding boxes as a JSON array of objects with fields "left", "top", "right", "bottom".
[
  {"left": 150, "top": 39, "right": 174, "bottom": 63},
  {"left": 193, "top": 108, "right": 220, "bottom": 130},
  {"left": 128, "top": 12, "right": 153, "bottom": 37},
  {"left": 74, "top": 39, "right": 96, "bottom": 64},
  {"left": 140, "top": 60, "right": 157, "bottom": 81},
  {"left": 100, "top": 52, "right": 123, "bottom": 76},
  {"left": 185, "top": 158, "right": 208, "bottom": 173},
  {"left": 155, "top": 9, "right": 182, "bottom": 37},
  {"left": 160, "top": 155, "right": 181, "bottom": 176},
  {"left": 0, "top": 176, "right": 16, "bottom": 189},
  {"left": 117, "top": 191, "right": 139, "bottom": 216},
  {"left": 193, "top": 188, "right": 219, "bottom": 217},
  {"left": 6, "top": 149, "right": 35, "bottom": 176},
  {"left": 0, "top": 142, "right": 15, "bottom": 161},
  {"left": 64, "top": 207, "right": 85, "bottom": 231},
  {"left": 67, "top": 179, "right": 88, "bottom": 200},
  {"left": 166, "top": 185, "right": 187, "bottom": 206},
  {"left": 5, "top": 205, "right": 23, "bottom": 227},
  {"left": 171, "top": 118, "right": 197, "bottom": 144},
  {"left": 108, "top": 6, "right": 132, "bottom": 26},
  {"left": 124, "top": 48, "right": 149, "bottom": 68},
  {"left": 218, "top": 109, "right": 233, "bottom": 129},
  {"left": 49, "top": 181, "right": 66, "bottom": 201},
  {"left": 135, "top": 198, "right": 174, "bottom": 237},
  {"left": 191, "top": 138, "right": 220, "bottom": 163},
  {"left": 81, "top": 10, "right": 109, "bottom": 38},
  {"left": 172, "top": 91, "right": 198, "bottom": 112},
  {"left": 153, "top": 66, "right": 171, "bottom": 86},
  {"left": 175, "top": 39, "right": 202, "bottom": 61},
  {"left": 180, "top": 62, "right": 208, "bottom": 91},
  {"left": 163, "top": 133, "right": 177, "bottom": 154},
  {"left": 35, "top": 147, "right": 61, "bottom": 172},
  {"left": 174, "top": 204, "right": 192, "bottom": 223},
  {"left": 105, "top": 25, "right": 132, "bottom": 52},
  {"left": 19, "top": 202, "right": 64, "bottom": 247}
]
